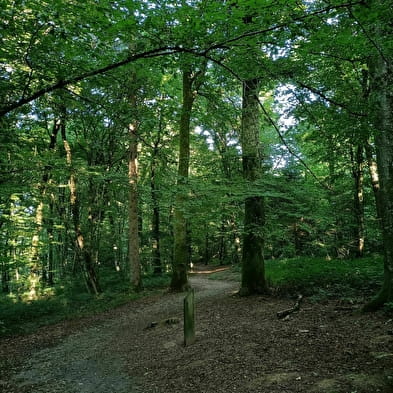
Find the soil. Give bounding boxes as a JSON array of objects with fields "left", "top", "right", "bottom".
[{"left": 1, "top": 266, "right": 393, "bottom": 393}]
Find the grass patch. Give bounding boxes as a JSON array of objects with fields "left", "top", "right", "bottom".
[
  {"left": 0, "top": 271, "right": 171, "bottom": 338},
  {"left": 209, "top": 255, "right": 383, "bottom": 300}
]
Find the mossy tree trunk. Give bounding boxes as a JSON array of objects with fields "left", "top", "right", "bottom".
[
  {"left": 170, "top": 68, "right": 195, "bottom": 291},
  {"left": 239, "top": 79, "right": 267, "bottom": 296}
]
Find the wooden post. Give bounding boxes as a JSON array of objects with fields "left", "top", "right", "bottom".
[{"left": 184, "top": 289, "right": 195, "bottom": 346}]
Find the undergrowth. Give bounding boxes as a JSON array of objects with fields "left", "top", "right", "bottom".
[
  {"left": 0, "top": 269, "right": 171, "bottom": 338},
  {"left": 210, "top": 255, "right": 383, "bottom": 301},
  {"left": 0, "top": 256, "right": 384, "bottom": 338}
]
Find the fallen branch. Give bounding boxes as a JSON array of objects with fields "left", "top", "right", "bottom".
[
  {"left": 277, "top": 295, "right": 303, "bottom": 319},
  {"left": 144, "top": 317, "right": 180, "bottom": 330}
]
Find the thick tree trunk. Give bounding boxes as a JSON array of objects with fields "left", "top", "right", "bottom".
[
  {"left": 171, "top": 69, "right": 195, "bottom": 291},
  {"left": 364, "top": 48, "right": 393, "bottom": 310},
  {"left": 128, "top": 123, "right": 142, "bottom": 291},
  {"left": 239, "top": 79, "right": 267, "bottom": 295}
]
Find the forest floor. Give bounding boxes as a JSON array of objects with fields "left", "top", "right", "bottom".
[{"left": 1, "top": 265, "right": 393, "bottom": 393}]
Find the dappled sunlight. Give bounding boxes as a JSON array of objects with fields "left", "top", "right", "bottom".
[{"left": 189, "top": 265, "right": 231, "bottom": 275}]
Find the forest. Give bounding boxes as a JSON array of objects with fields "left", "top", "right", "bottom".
[{"left": 1, "top": 0, "right": 393, "bottom": 391}]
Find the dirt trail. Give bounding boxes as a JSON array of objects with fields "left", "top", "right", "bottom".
[
  {"left": 1, "top": 272, "right": 393, "bottom": 393},
  {"left": 1, "top": 275, "right": 235, "bottom": 393}
]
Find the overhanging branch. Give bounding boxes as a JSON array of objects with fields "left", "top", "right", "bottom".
[
  {"left": 256, "top": 95, "right": 332, "bottom": 191},
  {"left": 0, "top": 0, "right": 366, "bottom": 117}
]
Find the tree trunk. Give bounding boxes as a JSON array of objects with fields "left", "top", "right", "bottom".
[
  {"left": 47, "top": 199, "right": 55, "bottom": 286},
  {"left": 151, "top": 139, "right": 162, "bottom": 276},
  {"left": 365, "top": 140, "right": 382, "bottom": 220},
  {"left": 239, "top": 79, "right": 267, "bottom": 295},
  {"left": 170, "top": 68, "right": 195, "bottom": 291},
  {"left": 62, "top": 121, "right": 101, "bottom": 295},
  {"left": 364, "top": 43, "right": 393, "bottom": 310},
  {"left": 151, "top": 168, "right": 162, "bottom": 276},
  {"left": 1, "top": 225, "right": 10, "bottom": 293},
  {"left": 128, "top": 123, "right": 142, "bottom": 291},
  {"left": 350, "top": 145, "right": 365, "bottom": 258},
  {"left": 204, "top": 227, "right": 210, "bottom": 265},
  {"left": 28, "top": 118, "right": 62, "bottom": 298}
]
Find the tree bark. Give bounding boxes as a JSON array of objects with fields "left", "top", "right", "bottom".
[
  {"left": 170, "top": 68, "right": 196, "bottom": 291},
  {"left": 128, "top": 123, "right": 142, "bottom": 291},
  {"left": 364, "top": 35, "right": 393, "bottom": 310},
  {"left": 1, "top": 218, "right": 10, "bottom": 293},
  {"left": 239, "top": 79, "right": 267, "bottom": 295},
  {"left": 350, "top": 145, "right": 365, "bottom": 258},
  {"left": 364, "top": 140, "right": 382, "bottom": 220},
  {"left": 28, "top": 118, "right": 61, "bottom": 298},
  {"left": 62, "top": 120, "right": 101, "bottom": 295},
  {"left": 151, "top": 163, "right": 162, "bottom": 276},
  {"left": 151, "top": 130, "right": 162, "bottom": 275}
]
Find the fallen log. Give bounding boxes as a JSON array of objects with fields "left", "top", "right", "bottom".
[{"left": 277, "top": 295, "right": 303, "bottom": 319}]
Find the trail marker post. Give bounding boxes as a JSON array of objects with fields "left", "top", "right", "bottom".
[{"left": 184, "top": 289, "right": 195, "bottom": 346}]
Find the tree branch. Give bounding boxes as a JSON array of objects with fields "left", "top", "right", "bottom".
[
  {"left": 203, "top": 1, "right": 365, "bottom": 53},
  {"left": 255, "top": 95, "right": 332, "bottom": 191},
  {"left": 0, "top": 0, "right": 366, "bottom": 117},
  {"left": 0, "top": 46, "right": 182, "bottom": 117},
  {"left": 295, "top": 81, "right": 366, "bottom": 117}
]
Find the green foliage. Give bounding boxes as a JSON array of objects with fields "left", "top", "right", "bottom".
[
  {"left": 266, "top": 256, "right": 383, "bottom": 299},
  {"left": 210, "top": 256, "right": 383, "bottom": 300},
  {"left": 0, "top": 270, "right": 171, "bottom": 338},
  {"left": 1, "top": 0, "right": 390, "bottom": 311}
]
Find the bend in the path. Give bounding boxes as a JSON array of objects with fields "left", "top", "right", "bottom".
[{"left": 5, "top": 274, "right": 237, "bottom": 393}]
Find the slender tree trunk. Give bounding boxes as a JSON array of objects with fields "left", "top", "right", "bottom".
[
  {"left": 239, "top": 79, "right": 267, "bottom": 295},
  {"left": 128, "top": 123, "right": 142, "bottom": 291},
  {"left": 218, "top": 221, "right": 226, "bottom": 265},
  {"left": 124, "top": 68, "right": 143, "bottom": 291},
  {"left": 365, "top": 140, "right": 382, "bottom": 219},
  {"left": 28, "top": 201, "right": 44, "bottom": 299},
  {"left": 28, "top": 119, "right": 62, "bottom": 298},
  {"left": 47, "top": 199, "right": 55, "bottom": 286},
  {"left": 1, "top": 224, "right": 10, "bottom": 293},
  {"left": 204, "top": 226, "right": 210, "bottom": 265},
  {"left": 1, "top": 264, "right": 10, "bottom": 293},
  {"left": 151, "top": 182, "right": 161, "bottom": 275},
  {"left": 364, "top": 41, "right": 393, "bottom": 310},
  {"left": 44, "top": 121, "right": 61, "bottom": 286},
  {"left": 350, "top": 145, "right": 365, "bottom": 258},
  {"left": 151, "top": 140, "right": 162, "bottom": 275},
  {"left": 293, "top": 221, "right": 301, "bottom": 256},
  {"left": 171, "top": 69, "right": 195, "bottom": 291},
  {"left": 62, "top": 121, "right": 101, "bottom": 295}
]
